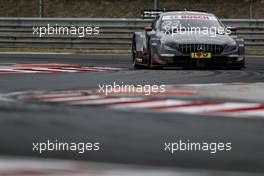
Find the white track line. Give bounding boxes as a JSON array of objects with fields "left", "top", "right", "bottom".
[
  {"left": 0, "top": 66, "right": 122, "bottom": 74},
  {"left": 158, "top": 103, "right": 260, "bottom": 113},
  {"left": 69, "top": 97, "right": 144, "bottom": 105},
  {"left": 18, "top": 92, "right": 88, "bottom": 100},
  {"left": 0, "top": 69, "right": 43, "bottom": 73},
  {"left": 0, "top": 157, "right": 261, "bottom": 176},
  {"left": 110, "top": 99, "right": 190, "bottom": 109},
  {"left": 166, "top": 82, "right": 249, "bottom": 88},
  {"left": 40, "top": 95, "right": 106, "bottom": 103},
  {"left": 12, "top": 90, "right": 264, "bottom": 118},
  {"left": 227, "top": 110, "right": 264, "bottom": 117}
]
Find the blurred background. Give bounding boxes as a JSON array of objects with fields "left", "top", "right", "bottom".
[
  {"left": 0, "top": 0, "right": 263, "bottom": 18},
  {"left": 0, "top": 1, "right": 263, "bottom": 176}
]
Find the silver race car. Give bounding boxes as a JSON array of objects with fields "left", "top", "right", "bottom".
[{"left": 132, "top": 11, "right": 245, "bottom": 69}]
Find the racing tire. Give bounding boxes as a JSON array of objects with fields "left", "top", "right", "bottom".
[
  {"left": 147, "top": 43, "right": 156, "bottom": 69},
  {"left": 147, "top": 50, "right": 163, "bottom": 70},
  {"left": 131, "top": 38, "right": 144, "bottom": 69},
  {"left": 226, "top": 67, "right": 243, "bottom": 70}
]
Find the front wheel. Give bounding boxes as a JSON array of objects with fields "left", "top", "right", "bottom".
[
  {"left": 147, "top": 43, "right": 153, "bottom": 69},
  {"left": 147, "top": 47, "right": 163, "bottom": 70},
  {"left": 226, "top": 66, "right": 244, "bottom": 70}
]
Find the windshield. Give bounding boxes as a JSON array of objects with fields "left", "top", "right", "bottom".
[{"left": 159, "top": 15, "right": 223, "bottom": 32}]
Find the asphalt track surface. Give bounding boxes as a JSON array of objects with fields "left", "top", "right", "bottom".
[{"left": 0, "top": 54, "right": 264, "bottom": 174}]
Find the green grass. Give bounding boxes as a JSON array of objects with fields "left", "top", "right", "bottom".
[{"left": 246, "top": 50, "right": 264, "bottom": 56}]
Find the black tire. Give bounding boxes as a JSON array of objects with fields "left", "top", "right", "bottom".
[
  {"left": 226, "top": 66, "right": 243, "bottom": 70},
  {"left": 131, "top": 39, "right": 138, "bottom": 68},
  {"left": 147, "top": 47, "right": 163, "bottom": 70},
  {"left": 147, "top": 42, "right": 153, "bottom": 69},
  {"left": 133, "top": 59, "right": 142, "bottom": 69},
  {"left": 234, "top": 67, "right": 243, "bottom": 70},
  {"left": 131, "top": 38, "right": 143, "bottom": 69}
]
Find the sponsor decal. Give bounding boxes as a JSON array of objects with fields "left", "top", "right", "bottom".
[
  {"left": 162, "top": 15, "right": 217, "bottom": 21},
  {"left": 191, "top": 52, "right": 212, "bottom": 59}
]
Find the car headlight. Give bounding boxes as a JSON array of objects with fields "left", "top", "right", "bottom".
[
  {"left": 165, "top": 42, "right": 177, "bottom": 49},
  {"left": 224, "top": 43, "right": 237, "bottom": 53},
  {"left": 157, "top": 40, "right": 177, "bottom": 55}
]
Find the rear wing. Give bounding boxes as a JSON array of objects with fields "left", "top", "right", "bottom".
[
  {"left": 142, "top": 9, "right": 208, "bottom": 19},
  {"left": 142, "top": 10, "right": 164, "bottom": 19}
]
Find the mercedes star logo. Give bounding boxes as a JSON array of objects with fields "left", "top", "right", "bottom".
[{"left": 197, "top": 45, "right": 206, "bottom": 52}]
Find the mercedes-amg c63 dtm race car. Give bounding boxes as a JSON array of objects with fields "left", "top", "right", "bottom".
[{"left": 132, "top": 10, "right": 245, "bottom": 69}]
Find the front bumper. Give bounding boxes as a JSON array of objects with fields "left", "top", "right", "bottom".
[
  {"left": 149, "top": 40, "right": 245, "bottom": 68},
  {"left": 151, "top": 46, "right": 245, "bottom": 67},
  {"left": 154, "top": 55, "right": 244, "bottom": 67}
]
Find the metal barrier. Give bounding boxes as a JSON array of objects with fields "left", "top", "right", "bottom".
[{"left": 0, "top": 18, "right": 263, "bottom": 50}]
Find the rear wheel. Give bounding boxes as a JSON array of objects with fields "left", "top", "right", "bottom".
[
  {"left": 147, "top": 43, "right": 157, "bottom": 69},
  {"left": 147, "top": 50, "right": 152, "bottom": 69},
  {"left": 131, "top": 39, "right": 142, "bottom": 69}
]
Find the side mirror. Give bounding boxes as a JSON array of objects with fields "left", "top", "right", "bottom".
[
  {"left": 227, "top": 27, "right": 237, "bottom": 35},
  {"left": 144, "top": 26, "right": 152, "bottom": 32}
]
